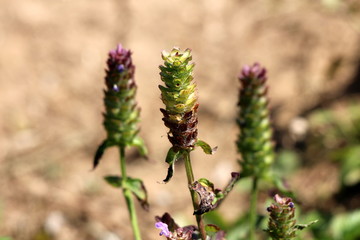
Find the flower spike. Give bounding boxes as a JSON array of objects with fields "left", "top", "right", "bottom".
[
  {"left": 159, "top": 48, "right": 215, "bottom": 182},
  {"left": 265, "top": 194, "right": 317, "bottom": 240},
  {"left": 237, "top": 63, "right": 274, "bottom": 178},
  {"left": 93, "top": 44, "right": 147, "bottom": 169},
  {"left": 159, "top": 48, "right": 199, "bottom": 151}
]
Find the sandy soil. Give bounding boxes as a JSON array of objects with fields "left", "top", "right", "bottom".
[{"left": 0, "top": 0, "right": 359, "bottom": 239}]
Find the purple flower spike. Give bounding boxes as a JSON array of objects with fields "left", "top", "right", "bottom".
[
  {"left": 289, "top": 202, "right": 295, "bottom": 208},
  {"left": 155, "top": 222, "right": 171, "bottom": 237}
]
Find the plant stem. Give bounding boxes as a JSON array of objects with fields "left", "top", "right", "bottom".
[
  {"left": 249, "top": 176, "right": 258, "bottom": 240},
  {"left": 183, "top": 151, "right": 206, "bottom": 240},
  {"left": 119, "top": 146, "right": 142, "bottom": 240}
]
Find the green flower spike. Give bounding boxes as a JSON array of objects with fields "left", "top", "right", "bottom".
[
  {"left": 265, "top": 194, "right": 317, "bottom": 240},
  {"left": 159, "top": 47, "right": 216, "bottom": 182},
  {"left": 237, "top": 63, "right": 274, "bottom": 178},
  {"left": 93, "top": 44, "right": 147, "bottom": 169}
]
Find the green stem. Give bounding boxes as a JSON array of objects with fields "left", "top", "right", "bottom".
[
  {"left": 119, "top": 146, "right": 142, "bottom": 240},
  {"left": 183, "top": 151, "right": 206, "bottom": 240},
  {"left": 249, "top": 176, "right": 258, "bottom": 240}
]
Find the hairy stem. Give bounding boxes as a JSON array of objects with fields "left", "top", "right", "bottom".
[
  {"left": 249, "top": 176, "right": 258, "bottom": 240},
  {"left": 184, "top": 151, "right": 206, "bottom": 240},
  {"left": 120, "top": 147, "right": 142, "bottom": 240}
]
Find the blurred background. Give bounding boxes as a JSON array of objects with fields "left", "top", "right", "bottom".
[{"left": 0, "top": 0, "right": 360, "bottom": 239}]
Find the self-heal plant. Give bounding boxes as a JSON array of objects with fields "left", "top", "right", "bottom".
[
  {"left": 94, "top": 44, "right": 147, "bottom": 163},
  {"left": 93, "top": 44, "right": 148, "bottom": 240},
  {"left": 237, "top": 63, "right": 274, "bottom": 179},
  {"left": 237, "top": 63, "right": 275, "bottom": 240},
  {"left": 159, "top": 47, "right": 217, "bottom": 240},
  {"left": 265, "top": 194, "right": 317, "bottom": 240}
]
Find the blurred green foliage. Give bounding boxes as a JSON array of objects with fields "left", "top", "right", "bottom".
[
  {"left": 210, "top": 99, "right": 360, "bottom": 240},
  {"left": 307, "top": 101, "right": 360, "bottom": 187}
]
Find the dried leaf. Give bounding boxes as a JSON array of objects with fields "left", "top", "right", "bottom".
[{"left": 191, "top": 179, "right": 223, "bottom": 215}]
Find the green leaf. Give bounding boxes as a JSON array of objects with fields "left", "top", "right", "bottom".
[
  {"left": 336, "top": 145, "right": 360, "bottom": 186},
  {"left": 198, "top": 178, "right": 215, "bottom": 188},
  {"left": 205, "top": 224, "right": 226, "bottom": 240},
  {"left": 205, "top": 224, "right": 221, "bottom": 236},
  {"left": 124, "top": 177, "right": 149, "bottom": 211},
  {"left": 294, "top": 220, "right": 318, "bottom": 230},
  {"left": 163, "top": 147, "right": 182, "bottom": 183},
  {"left": 131, "top": 136, "right": 148, "bottom": 158},
  {"left": 204, "top": 211, "right": 230, "bottom": 231},
  {"left": 93, "top": 140, "right": 111, "bottom": 169},
  {"left": 104, "top": 175, "right": 122, "bottom": 188},
  {"left": 104, "top": 176, "right": 149, "bottom": 210},
  {"left": 0, "top": 238, "right": 12, "bottom": 240},
  {"left": 195, "top": 140, "right": 217, "bottom": 155},
  {"left": 330, "top": 210, "right": 360, "bottom": 240}
]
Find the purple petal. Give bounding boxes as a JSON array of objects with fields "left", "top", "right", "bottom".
[
  {"left": 241, "top": 65, "right": 250, "bottom": 77},
  {"left": 155, "top": 222, "right": 171, "bottom": 237},
  {"left": 112, "top": 84, "right": 119, "bottom": 92},
  {"left": 117, "top": 64, "right": 124, "bottom": 73},
  {"left": 251, "top": 63, "right": 260, "bottom": 74},
  {"left": 116, "top": 44, "right": 123, "bottom": 54}
]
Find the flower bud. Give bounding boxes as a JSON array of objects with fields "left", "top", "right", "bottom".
[{"left": 265, "top": 194, "right": 296, "bottom": 239}]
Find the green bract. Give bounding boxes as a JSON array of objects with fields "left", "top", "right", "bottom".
[
  {"left": 265, "top": 194, "right": 317, "bottom": 240},
  {"left": 237, "top": 63, "right": 274, "bottom": 178}
]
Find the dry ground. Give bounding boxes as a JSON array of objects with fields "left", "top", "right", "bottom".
[{"left": 0, "top": 0, "right": 359, "bottom": 239}]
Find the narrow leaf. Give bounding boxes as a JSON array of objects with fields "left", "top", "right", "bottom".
[
  {"left": 163, "top": 147, "right": 182, "bottom": 183},
  {"left": 125, "top": 177, "right": 149, "bottom": 211},
  {"left": 163, "top": 162, "right": 175, "bottom": 183},
  {"left": 104, "top": 175, "right": 122, "bottom": 188},
  {"left": 93, "top": 140, "right": 111, "bottom": 169},
  {"left": 294, "top": 220, "right": 318, "bottom": 230},
  {"left": 195, "top": 140, "right": 217, "bottom": 155}
]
